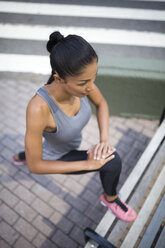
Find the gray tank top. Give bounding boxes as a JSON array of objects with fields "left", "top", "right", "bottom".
[{"left": 36, "top": 87, "right": 92, "bottom": 160}]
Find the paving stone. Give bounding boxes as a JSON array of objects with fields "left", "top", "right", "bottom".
[
  {"left": 14, "top": 170, "right": 35, "bottom": 189},
  {"left": 90, "top": 219, "right": 98, "bottom": 230},
  {"left": 15, "top": 135, "right": 25, "bottom": 147},
  {"left": 0, "top": 159, "right": 19, "bottom": 177},
  {"left": 63, "top": 177, "right": 84, "bottom": 195},
  {"left": 14, "top": 218, "right": 38, "bottom": 242},
  {"left": 125, "top": 118, "right": 143, "bottom": 132},
  {"left": 17, "top": 162, "right": 30, "bottom": 174},
  {"left": 68, "top": 208, "right": 92, "bottom": 229},
  {"left": 50, "top": 211, "right": 74, "bottom": 234},
  {"left": 96, "top": 200, "right": 107, "bottom": 212},
  {"left": 32, "top": 232, "right": 48, "bottom": 248},
  {"left": 39, "top": 238, "right": 58, "bottom": 248},
  {"left": 0, "top": 221, "right": 19, "bottom": 245},
  {"left": 0, "top": 112, "right": 5, "bottom": 122},
  {"left": 85, "top": 176, "right": 102, "bottom": 194},
  {"left": 49, "top": 195, "right": 70, "bottom": 215},
  {"left": 31, "top": 174, "right": 51, "bottom": 187},
  {"left": 137, "top": 119, "right": 158, "bottom": 130},
  {"left": 52, "top": 229, "right": 78, "bottom": 248},
  {"left": 70, "top": 225, "right": 86, "bottom": 246},
  {"left": 109, "top": 136, "right": 118, "bottom": 146},
  {"left": 31, "top": 198, "right": 54, "bottom": 218},
  {"left": 109, "top": 126, "right": 118, "bottom": 137},
  {"left": 93, "top": 171, "right": 102, "bottom": 182},
  {"left": 50, "top": 173, "right": 69, "bottom": 184},
  {"left": 14, "top": 184, "right": 36, "bottom": 204},
  {"left": 32, "top": 215, "right": 54, "bottom": 237},
  {"left": 81, "top": 188, "right": 99, "bottom": 205},
  {"left": 113, "top": 122, "right": 128, "bottom": 132},
  {"left": 46, "top": 180, "right": 66, "bottom": 198},
  {"left": 31, "top": 183, "right": 53, "bottom": 202},
  {"left": 124, "top": 148, "right": 143, "bottom": 167},
  {"left": 128, "top": 128, "right": 142, "bottom": 139},
  {"left": 78, "top": 173, "right": 94, "bottom": 186},
  {"left": 14, "top": 143, "right": 25, "bottom": 154},
  {"left": 118, "top": 168, "right": 130, "bottom": 187},
  {"left": 4, "top": 109, "right": 18, "bottom": 123},
  {"left": 142, "top": 127, "right": 155, "bottom": 138},
  {"left": 121, "top": 134, "right": 135, "bottom": 146},
  {"left": 134, "top": 132, "right": 150, "bottom": 145},
  {"left": 114, "top": 131, "right": 124, "bottom": 140},
  {"left": 0, "top": 184, "right": 3, "bottom": 192},
  {"left": 85, "top": 204, "right": 105, "bottom": 223},
  {"left": 1, "top": 135, "right": 18, "bottom": 150},
  {"left": 11, "top": 161, "right": 26, "bottom": 173},
  {"left": 15, "top": 125, "right": 26, "bottom": 136},
  {"left": 85, "top": 135, "right": 99, "bottom": 146},
  {"left": 116, "top": 141, "right": 131, "bottom": 156},
  {"left": 112, "top": 117, "right": 126, "bottom": 124},
  {"left": 0, "top": 152, "right": 3, "bottom": 161},
  {"left": 0, "top": 173, "right": 19, "bottom": 191},
  {"left": 1, "top": 126, "right": 17, "bottom": 136},
  {"left": 0, "top": 188, "right": 19, "bottom": 207},
  {"left": 0, "top": 239, "right": 11, "bottom": 248},
  {"left": 0, "top": 203, "right": 19, "bottom": 225},
  {"left": 13, "top": 236, "right": 35, "bottom": 248},
  {"left": 69, "top": 173, "right": 86, "bottom": 182},
  {"left": 79, "top": 140, "right": 89, "bottom": 150},
  {"left": 0, "top": 146, "right": 15, "bottom": 163},
  {"left": 65, "top": 193, "right": 88, "bottom": 212},
  {"left": 14, "top": 201, "right": 37, "bottom": 222}
]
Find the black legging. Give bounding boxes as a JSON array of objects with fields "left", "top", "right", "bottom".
[
  {"left": 19, "top": 150, "right": 122, "bottom": 196},
  {"left": 59, "top": 150, "right": 122, "bottom": 196}
]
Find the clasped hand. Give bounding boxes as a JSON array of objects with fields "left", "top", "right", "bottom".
[{"left": 86, "top": 141, "right": 116, "bottom": 170}]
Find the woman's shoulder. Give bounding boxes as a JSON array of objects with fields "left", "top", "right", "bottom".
[{"left": 27, "top": 93, "right": 50, "bottom": 118}]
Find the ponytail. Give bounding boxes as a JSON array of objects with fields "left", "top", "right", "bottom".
[{"left": 46, "top": 31, "right": 98, "bottom": 84}]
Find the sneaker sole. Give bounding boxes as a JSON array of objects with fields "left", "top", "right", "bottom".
[{"left": 12, "top": 159, "right": 26, "bottom": 166}]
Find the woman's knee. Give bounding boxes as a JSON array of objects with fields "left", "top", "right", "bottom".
[{"left": 102, "top": 151, "right": 122, "bottom": 173}]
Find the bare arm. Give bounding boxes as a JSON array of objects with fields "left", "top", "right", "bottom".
[
  {"left": 88, "top": 85, "right": 114, "bottom": 160},
  {"left": 25, "top": 96, "right": 114, "bottom": 174},
  {"left": 89, "top": 86, "right": 109, "bottom": 142}
]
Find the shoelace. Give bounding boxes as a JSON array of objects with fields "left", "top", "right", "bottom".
[{"left": 113, "top": 198, "right": 128, "bottom": 212}]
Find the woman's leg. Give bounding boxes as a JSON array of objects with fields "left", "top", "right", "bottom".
[
  {"left": 15, "top": 149, "right": 121, "bottom": 199},
  {"left": 99, "top": 151, "right": 122, "bottom": 197},
  {"left": 98, "top": 152, "right": 137, "bottom": 222},
  {"left": 60, "top": 150, "right": 121, "bottom": 196},
  {"left": 60, "top": 150, "right": 137, "bottom": 222}
]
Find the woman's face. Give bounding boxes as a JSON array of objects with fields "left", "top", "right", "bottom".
[{"left": 62, "top": 59, "right": 98, "bottom": 97}]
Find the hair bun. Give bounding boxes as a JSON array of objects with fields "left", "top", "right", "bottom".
[{"left": 47, "top": 31, "right": 64, "bottom": 53}]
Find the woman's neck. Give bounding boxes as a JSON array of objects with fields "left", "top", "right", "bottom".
[{"left": 45, "top": 82, "right": 75, "bottom": 104}]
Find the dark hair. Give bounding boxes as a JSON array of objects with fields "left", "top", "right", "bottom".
[{"left": 46, "top": 31, "right": 98, "bottom": 84}]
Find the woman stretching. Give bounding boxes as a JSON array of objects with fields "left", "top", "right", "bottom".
[{"left": 13, "top": 31, "right": 137, "bottom": 222}]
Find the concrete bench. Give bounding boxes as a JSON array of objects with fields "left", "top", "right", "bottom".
[{"left": 84, "top": 118, "right": 165, "bottom": 248}]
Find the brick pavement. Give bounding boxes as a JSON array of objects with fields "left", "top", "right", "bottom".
[{"left": 0, "top": 73, "right": 159, "bottom": 248}]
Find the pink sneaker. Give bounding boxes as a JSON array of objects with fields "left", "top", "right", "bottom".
[
  {"left": 100, "top": 194, "right": 137, "bottom": 222},
  {"left": 12, "top": 156, "right": 26, "bottom": 166}
]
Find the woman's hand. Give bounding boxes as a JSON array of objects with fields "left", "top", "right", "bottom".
[
  {"left": 86, "top": 144, "right": 116, "bottom": 170},
  {"left": 88, "top": 141, "right": 115, "bottom": 161}
]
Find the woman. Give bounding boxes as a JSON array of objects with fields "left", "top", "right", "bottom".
[{"left": 13, "top": 31, "right": 137, "bottom": 222}]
